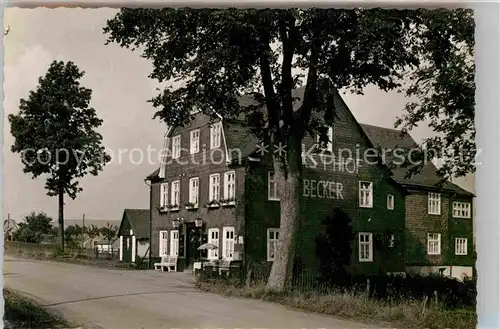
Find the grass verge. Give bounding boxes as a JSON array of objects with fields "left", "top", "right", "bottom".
[
  {"left": 197, "top": 279, "right": 476, "bottom": 329},
  {"left": 4, "top": 289, "right": 72, "bottom": 329}
]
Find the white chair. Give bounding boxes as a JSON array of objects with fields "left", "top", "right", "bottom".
[
  {"left": 154, "top": 256, "right": 170, "bottom": 272},
  {"left": 168, "top": 256, "right": 178, "bottom": 272}
]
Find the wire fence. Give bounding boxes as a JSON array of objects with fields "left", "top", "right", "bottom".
[
  {"left": 4, "top": 240, "right": 119, "bottom": 260},
  {"left": 197, "top": 262, "right": 477, "bottom": 309}
]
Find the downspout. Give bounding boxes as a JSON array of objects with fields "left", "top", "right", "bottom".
[
  {"left": 449, "top": 192, "right": 457, "bottom": 277},
  {"left": 213, "top": 111, "right": 231, "bottom": 164},
  {"left": 146, "top": 178, "right": 153, "bottom": 269}
]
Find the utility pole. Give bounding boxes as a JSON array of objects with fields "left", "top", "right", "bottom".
[
  {"left": 6, "top": 213, "right": 11, "bottom": 240},
  {"left": 81, "top": 214, "right": 85, "bottom": 249}
]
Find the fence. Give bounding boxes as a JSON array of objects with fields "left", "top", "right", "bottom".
[
  {"left": 198, "top": 262, "right": 477, "bottom": 309},
  {"left": 5, "top": 240, "right": 119, "bottom": 260}
]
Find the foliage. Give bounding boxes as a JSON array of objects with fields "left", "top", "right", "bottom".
[
  {"left": 315, "top": 208, "right": 354, "bottom": 284},
  {"left": 12, "top": 212, "right": 55, "bottom": 244},
  {"left": 100, "top": 223, "right": 118, "bottom": 244},
  {"left": 64, "top": 224, "right": 85, "bottom": 249},
  {"left": 8, "top": 60, "right": 111, "bottom": 251},
  {"left": 85, "top": 224, "right": 102, "bottom": 246},
  {"left": 395, "top": 9, "right": 475, "bottom": 181}
]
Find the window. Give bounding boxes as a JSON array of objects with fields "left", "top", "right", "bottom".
[
  {"left": 316, "top": 127, "right": 333, "bottom": 152},
  {"left": 171, "top": 180, "right": 180, "bottom": 207},
  {"left": 208, "top": 228, "right": 220, "bottom": 260},
  {"left": 453, "top": 202, "right": 471, "bottom": 218},
  {"left": 210, "top": 122, "right": 221, "bottom": 149},
  {"left": 387, "top": 194, "right": 394, "bottom": 210},
  {"left": 428, "top": 193, "right": 441, "bottom": 215},
  {"left": 427, "top": 233, "right": 441, "bottom": 255},
  {"left": 160, "top": 183, "right": 168, "bottom": 208},
  {"left": 222, "top": 227, "right": 235, "bottom": 260},
  {"left": 172, "top": 135, "right": 181, "bottom": 159},
  {"left": 159, "top": 231, "right": 168, "bottom": 256},
  {"left": 189, "top": 177, "right": 199, "bottom": 206},
  {"left": 455, "top": 238, "right": 468, "bottom": 255},
  {"left": 268, "top": 171, "right": 279, "bottom": 201},
  {"left": 267, "top": 228, "right": 280, "bottom": 261},
  {"left": 209, "top": 174, "right": 220, "bottom": 202},
  {"left": 359, "top": 233, "right": 373, "bottom": 262},
  {"left": 170, "top": 230, "right": 179, "bottom": 256},
  {"left": 359, "top": 181, "right": 373, "bottom": 208},
  {"left": 190, "top": 129, "right": 200, "bottom": 154},
  {"left": 224, "top": 171, "right": 236, "bottom": 200}
]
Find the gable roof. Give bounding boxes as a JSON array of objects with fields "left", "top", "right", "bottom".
[
  {"left": 359, "top": 123, "right": 474, "bottom": 197},
  {"left": 119, "top": 209, "right": 150, "bottom": 240}
]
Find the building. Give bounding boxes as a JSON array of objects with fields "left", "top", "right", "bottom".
[
  {"left": 362, "top": 125, "right": 475, "bottom": 279},
  {"left": 118, "top": 209, "right": 150, "bottom": 264},
  {"left": 145, "top": 87, "right": 475, "bottom": 279}
]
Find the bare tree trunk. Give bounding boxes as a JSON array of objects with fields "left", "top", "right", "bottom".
[
  {"left": 58, "top": 190, "right": 65, "bottom": 252},
  {"left": 267, "top": 134, "right": 302, "bottom": 291}
]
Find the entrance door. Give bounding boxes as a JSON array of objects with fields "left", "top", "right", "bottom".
[
  {"left": 122, "top": 236, "right": 131, "bottom": 262},
  {"left": 186, "top": 227, "right": 200, "bottom": 268}
]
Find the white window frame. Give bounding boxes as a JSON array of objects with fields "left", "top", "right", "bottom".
[
  {"left": 208, "top": 228, "right": 220, "bottom": 260},
  {"left": 359, "top": 181, "right": 373, "bottom": 208},
  {"left": 188, "top": 177, "right": 199, "bottom": 207},
  {"left": 427, "top": 233, "right": 441, "bottom": 255},
  {"left": 387, "top": 194, "right": 394, "bottom": 210},
  {"left": 222, "top": 227, "right": 235, "bottom": 260},
  {"left": 428, "top": 192, "right": 441, "bottom": 215},
  {"left": 160, "top": 183, "right": 168, "bottom": 208},
  {"left": 267, "top": 228, "right": 280, "bottom": 261},
  {"left": 170, "top": 180, "right": 180, "bottom": 209},
  {"left": 268, "top": 171, "right": 279, "bottom": 201},
  {"left": 358, "top": 232, "right": 373, "bottom": 262},
  {"left": 317, "top": 127, "right": 333, "bottom": 152},
  {"left": 209, "top": 173, "right": 220, "bottom": 203},
  {"left": 452, "top": 202, "right": 471, "bottom": 218},
  {"left": 172, "top": 135, "right": 181, "bottom": 159},
  {"left": 223, "top": 171, "right": 236, "bottom": 202},
  {"left": 190, "top": 129, "right": 200, "bottom": 154},
  {"left": 455, "top": 238, "right": 468, "bottom": 255},
  {"left": 159, "top": 231, "right": 169, "bottom": 256},
  {"left": 170, "top": 230, "right": 179, "bottom": 256},
  {"left": 210, "top": 122, "right": 221, "bottom": 149}
]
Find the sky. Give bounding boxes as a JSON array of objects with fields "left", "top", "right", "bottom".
[{"left": 3, "top": 8, "right": 475, "bottom": 223}]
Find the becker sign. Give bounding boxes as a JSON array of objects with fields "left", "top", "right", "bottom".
[{"left": 303, "top": 179, "right": 344, "bottom": 200}]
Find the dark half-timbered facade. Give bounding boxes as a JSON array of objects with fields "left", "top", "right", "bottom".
[{"left": 144, "top": 87, "right": 475, "bottom": 279}]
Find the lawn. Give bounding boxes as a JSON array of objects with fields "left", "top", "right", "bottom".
[{"left": 197, "top": 279, "right": 477, "bottom": 329}]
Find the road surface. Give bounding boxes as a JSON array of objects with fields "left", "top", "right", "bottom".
[{"left": 5, "top": 256, "right": 381, "bottom": 329}]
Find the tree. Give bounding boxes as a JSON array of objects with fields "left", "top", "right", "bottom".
[
  {"left": 65, "top": 224, "right": 83, "bottom": 249},
  {"left": 9, "top": 61, "right": 111, "bottom": 252},
  {"left": 12, "top": 212, "right": 54, "bottom": 243},
  {"left": 99, "top": 223, "right": 118, "bottom": 246},
  {"left": 315, "top": 208, "right": 354, "bottom": 285},
  {"left": 104, "top": 8, "right": 473, "bottom": 291},
  {"left": 86, "top": 224, "right": 102, "bottom": 249},
  {"left": 395, "top": 9, "right": 475, "bottom": 181}
]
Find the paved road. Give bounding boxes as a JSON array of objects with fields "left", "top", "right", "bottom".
[{"left": 5, "top": 256, "right": 381, "bottom": 329}]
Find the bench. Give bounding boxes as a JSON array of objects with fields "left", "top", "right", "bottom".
[
  {"left": 154, "top": 256, "right": 177, "bottom": 272},
  {"left": 218, "top": 259, "right": 231, "bottom": 276}
]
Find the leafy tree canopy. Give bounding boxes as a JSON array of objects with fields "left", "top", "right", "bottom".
[
  {"left": 9, "top": 60, "right": 111, "bottom": 200},
  {"left": 12, "top": 212, "right": 54, "bottom": 243},
  {"left": 104, "top": 8, "right": 474, "bottom": 180}
]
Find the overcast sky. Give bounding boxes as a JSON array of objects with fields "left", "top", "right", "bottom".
[{"left": 4, "top": 8, "right": 474, "bottom": 223}]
